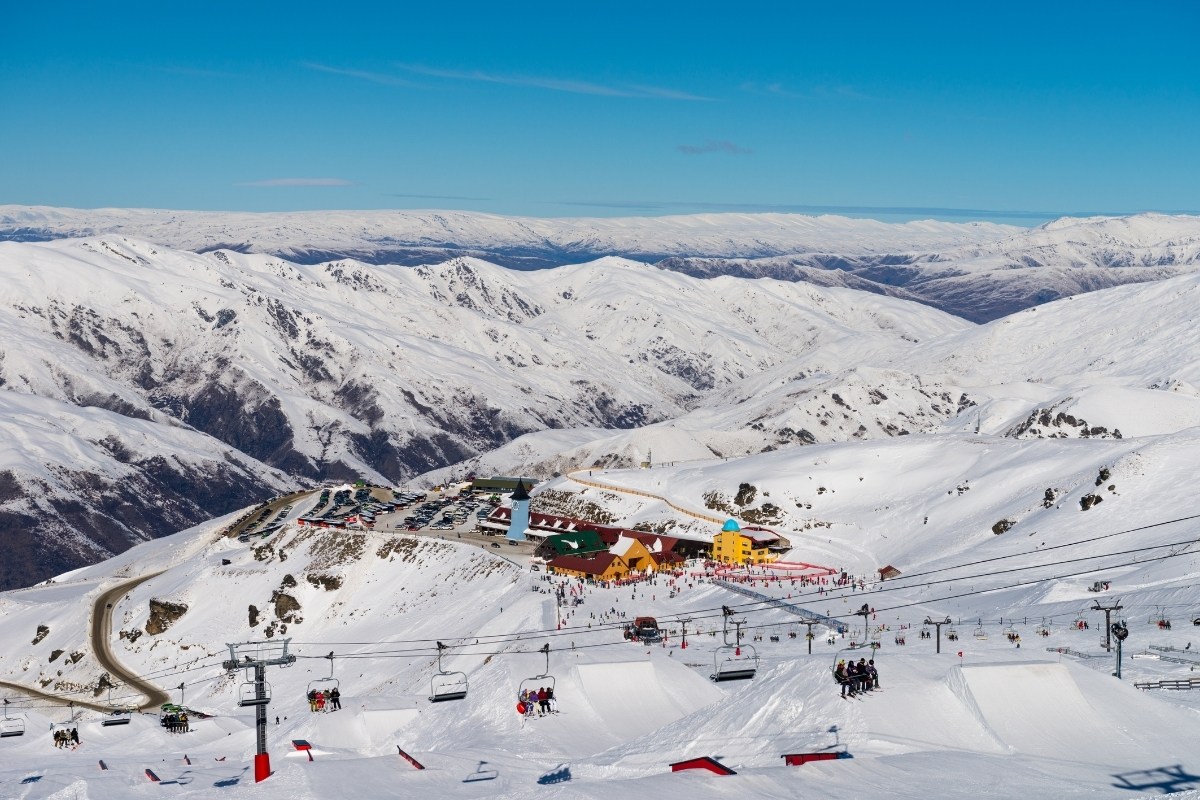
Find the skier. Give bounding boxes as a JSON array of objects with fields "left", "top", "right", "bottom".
[
  {"left": 834, "top": 660, "right": 851, "bottom": 697},
  {"left": 330, "top": 687, "right": 341, "bottom": 711}
]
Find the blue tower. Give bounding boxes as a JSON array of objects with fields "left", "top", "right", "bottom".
[{"left": 506, "top": 479, "right": 531, "bottom": 542}]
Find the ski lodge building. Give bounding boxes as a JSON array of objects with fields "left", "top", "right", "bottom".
[{"left": 711, "top": 519, "right": 782, "bottom": 565}]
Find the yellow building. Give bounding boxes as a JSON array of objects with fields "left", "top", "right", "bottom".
[
  {"left": 547, "top": 534, "right": 674, "bottom": 579},
  {"left": 712, "top": 519, "right": 780, "bottom": 565},
  {"left": 546, "top": 552, "right": 630, "bottom": 580}
]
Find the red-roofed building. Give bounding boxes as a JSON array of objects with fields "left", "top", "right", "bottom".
[
  {"left": 481, "top": 508, "right": 709, "bottom": 559},
  {"left": 546, "top": 552, "right": 628, "bottom": 580}
]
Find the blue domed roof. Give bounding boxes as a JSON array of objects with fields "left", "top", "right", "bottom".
[{"left": 721, "top": 518, "right": 741, "bottom": 532}]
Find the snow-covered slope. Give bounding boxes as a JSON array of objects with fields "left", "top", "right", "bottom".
[
  {"left": 662, "top": 212, "right": 1200, "bottom": 321},
  {"left": 8, "top": 206, "right": 1200, "bottom": 323},
  {"left": 4, "top": 443, "right": 1200, "bottom": 799},
  {"left": 0, "top": 237, "right": 970, "bottom": 585}
]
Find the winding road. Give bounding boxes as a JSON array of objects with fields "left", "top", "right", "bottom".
[
  {"left": 91, "top": 572, "right": 168, "bottom": 711},
  {"left": 0, "top": 571, "right": 167, "bottom": 715}
]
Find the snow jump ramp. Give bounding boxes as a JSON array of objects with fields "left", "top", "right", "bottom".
[
  {"left": 552, "top": 659, "right": 724, "bottom": 748},
  {"left": 948, "top": 660, "right": 1200, "bottom": 764}
]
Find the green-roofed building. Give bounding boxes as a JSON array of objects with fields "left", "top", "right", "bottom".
[{"left": 534, "top": 530, "right": 607, "bottom": 560}]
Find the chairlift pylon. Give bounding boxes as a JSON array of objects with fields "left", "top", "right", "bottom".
[
  {"left": 430, "top": 642, "right": 468, "bottom": 703},
  {"left": 711, "top": 606, "right": 758, "bottom": 682}
]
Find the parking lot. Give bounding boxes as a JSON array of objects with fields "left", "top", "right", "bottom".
[{"left": 376, "top": 489, "right": 537, "bottom": 555}]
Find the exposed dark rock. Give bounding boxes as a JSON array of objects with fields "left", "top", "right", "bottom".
[{"left": 145, "top": 599, "right": 189, "bottom": 635}]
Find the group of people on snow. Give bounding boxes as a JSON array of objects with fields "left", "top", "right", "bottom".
[
  {"left": 161, "top": 711, "right": 189, "bottom": 733},
  {"left": 833, "top": 658, "right": 879, "bottom": 697},
  {"left": 306, "top": 687, "right": 341, "bottom": 712},
  {"left": 52, "top": 728, "right": 80, "bottom": 748},
  {"left": 518, "top": 686, "right": 555, "bottom": 717}
]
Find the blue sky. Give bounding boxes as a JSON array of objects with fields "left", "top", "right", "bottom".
[{"left": 3, "top": 1, "right": 1198, "bottom": 224}]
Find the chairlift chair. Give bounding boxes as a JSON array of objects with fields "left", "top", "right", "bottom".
[
  {"left": 1151, "top": 607, "right": 1172, "bottom": 629},
  {"left": 49, "top": 702, "right": 78, "bottom": 734},
  {"left": 711, "top": 607, "right": 758, "bottom": 682},
  {"left": 946, "top": 625, "right": 959, "bottom": 641},
  {"left": 100, "top": 687, "right": 133, "bottom": 726},
  {"left": 308, "top": 651, "right": 341, "bottom": 695},
  {"left": 430, "top": 642, "right": 469, "bottom": 703},
  {"left": 518, "top": 643, "right": 556, "bottom": 699},
  {"left": 973, "top": 622, "right": 988, "bottom": 640},
  {"left": 1, "top": 699, "right": 24, "bottom": 738},
  {"left": 238, "top": 680, "right": 272, "bottom": 707},
  {"left": 101, "top": 710, "right": 132, "bottom": 727}
]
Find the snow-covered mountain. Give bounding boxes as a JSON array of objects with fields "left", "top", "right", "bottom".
[
  {"left": 663, "top": 213, "right": 1200, "bottom": 321},
  {"left": 5, "top": 206, "right": 1200, "bottom": 322},
  {"left": 0, "top": 205, "right": 1019, "bottom": 267},
  {"left": 0, "top": 236, "right": 962, "bottom": 586},
  {"left": 4, "top": 211, "right": 1200, "bottom": 589}
]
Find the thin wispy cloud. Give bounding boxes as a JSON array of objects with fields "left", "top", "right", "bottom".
[
  {"left": 740, "top": 81, "right": 805, "bottom": 99},
  {"left": 236, "top": 178, "right": 354, "bottom": 187},
  {"left": 394, "top": 63, "right": 713, "bottom": 101},
  {"left": 677, "top": 140, "right": 753, "bottom": 155},
  {"left": 740, "top": 81, "right": 874, "bottom": 101},
  {"left": 302, "top": 62, "right": 421, "bottom": 88},
  {"left": 386, "top": 193, "right": 493, "bottom": 201}
]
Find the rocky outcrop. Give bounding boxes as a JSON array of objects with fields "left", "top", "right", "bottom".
[{"left": 145, "top": 599, "right": 189, "bottom": 635}]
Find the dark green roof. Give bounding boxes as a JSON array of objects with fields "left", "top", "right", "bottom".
[{"left": 540, "top": 530, "right": 606, "bottom": 557}]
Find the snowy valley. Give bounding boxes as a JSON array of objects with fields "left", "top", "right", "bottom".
[{"left": 2, "top": 208, "right": 1200, "bottom": 797}]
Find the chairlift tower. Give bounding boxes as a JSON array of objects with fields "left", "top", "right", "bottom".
[
  {"left": 924, "top": 616, "right": 953, "bottom": 654},
  {"left": 223, "top": 639, "right": 296, "bottom": 783},
  {"left": 800, "top": 619, "right": 821, "bottom": 655},
  {"left": 1091, "top": 600, "right": 1124, "bottom": 652}
]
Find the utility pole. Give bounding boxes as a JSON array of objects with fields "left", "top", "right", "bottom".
[
  {"left": 1091, "top": 600, "right": 1124, "bottom": 652},
  {"left": 925, "top": 616, "right": 952, "bottom": 654},
  {"left": 223, "top": 639, "right": 296, "bottom": 783}
]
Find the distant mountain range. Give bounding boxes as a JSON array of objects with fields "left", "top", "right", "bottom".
[
  {"left": 1, "top": 207, "right": 1199, "bottom": 588},
  {"left": 4, "top": 207, "right": 1199, "bottom": 321}
]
